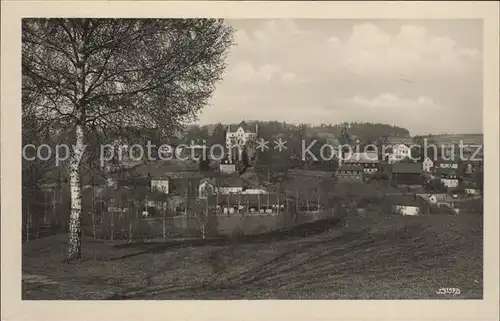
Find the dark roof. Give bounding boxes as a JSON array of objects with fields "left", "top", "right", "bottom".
[
  {"left": 435, "top": 168, "right": 457, "bottom": 176},
  {"left": 229, "top": 121, "right": 254, "bottom": 133},
  {"left": 343, "top": 152, "right": 379, "bottom": 163},
  {"left": 166, "top": 171, "right": 205, "bottom": 180},
  {"left": 391, "top": 163, "right": 422, "bottom": 174},
  {"left": 337, "top": 164, "right": 363, "bottom": 172},
  {"left": 215, "top": 176, "right": 246, "bottom": 187},
  {"left": 82, "top": 172, "right": 108, "bottom": 186},
  {"left": 380, "top": 163, "right": 391, "bottom": 172},
  {"left": 464, "top": 182, "right": 477, "bottom": 189},
  {"left": 37, "top": 165, "right": 67, "bottom": 185},
  {"left": 237, "top": 121, "right": 253, "bottom": 132},
  {"left": 288, "top": 169, "right": 335, "bottom": 177},
  {"left": 104, "top": 186, "right": 167, "bottom": 201},
  {"left": 118, "top": 177, "right": 149, "bottom": 186}
]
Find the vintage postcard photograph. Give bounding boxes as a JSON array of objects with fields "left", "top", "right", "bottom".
[{"left": 1, "top": 1, "right": 499, "bottom": 321}]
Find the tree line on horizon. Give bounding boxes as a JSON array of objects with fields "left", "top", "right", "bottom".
[{"left": 181, "top": 121, "right": 411, "bottom": 145}]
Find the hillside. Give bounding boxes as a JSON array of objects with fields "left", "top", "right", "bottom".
[
  {"left": 23, "top": 211, "right": 482, "bottom": 300},
  {"left": 415, "top": 133, "right": 483, "bottom": 145}
]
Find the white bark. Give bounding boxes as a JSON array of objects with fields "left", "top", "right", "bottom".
[
  {"left": 67, "top": 124, "right": 84, "bottom": 260},
  {"left": 201, "top": 224, "right": 206, "bottom": 240},
  {"left": 162, "top": 202, "right": 166, "bottom": 240}
]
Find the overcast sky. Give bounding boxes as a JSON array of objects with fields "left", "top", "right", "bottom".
[{"left": 195, "top": 19, "right": 483, "bottom": 136}]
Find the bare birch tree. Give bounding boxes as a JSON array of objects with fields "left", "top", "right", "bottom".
[{"left": 22, "top": 18, "right": 234, "bottom": 260}]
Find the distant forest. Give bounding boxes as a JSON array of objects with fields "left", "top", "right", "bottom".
[{"left": 183, "top": 121, "right": 411, "bottom": 146}]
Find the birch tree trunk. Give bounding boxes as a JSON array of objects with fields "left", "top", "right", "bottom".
[
  {"left": 66, "top": 124, "right": 84, "bottom": 260},
  {"left": 201, "top": 222, "right": 206, "bottom": 240},
  {"left": 162, "top": 201, "right": 166, "bottom": 240},
  {"left": 22, "top": 19, "right": 234, "bottom": 259}
]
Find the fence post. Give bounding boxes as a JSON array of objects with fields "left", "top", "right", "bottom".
[
  {"left": 26, "top": 203, "right": 31, "bottom": 242},
  {"left": 91, "top": 185, "right": 96, "bottom": 239},
  {"left": 58, "top": 186, "right": 63, "bottom": 229},
  {"left": 100, "top": 199, "right": 105, "bottom": 239},
  {"left": 36, "top": 206, "right": 40, "bottom": 239},
  {"left": 52, "top": 189, "right": 56, "bottom": 226},
  {"left": 128, "top": 205, "right": 133, "bottom": 243},
  {"left": 162, "top": 201, "right": 166, "bottom": 240},
  {"left": 43, "top": 191, "right": 48, "bottom": 224},
  {"left": 110, "top": 210, "right": 114, "bottom": 241}
]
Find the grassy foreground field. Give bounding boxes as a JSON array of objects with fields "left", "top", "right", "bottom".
[{"left": 22, "top": 211, "right": 483, "bottom": 300}]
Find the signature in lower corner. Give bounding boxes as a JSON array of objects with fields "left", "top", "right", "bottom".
[{"left": 436, "top": 288, "right": 461, "bottom": 295}]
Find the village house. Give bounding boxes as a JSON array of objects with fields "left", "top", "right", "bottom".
[
  {"left": 422, "top": 157, "right": 434, "bottom": 172},
  {"left": 117, "top": 160, "right": 205, "bottom": 198},
  {"left": 418, "top": 193, "right": 450, "bottom": 207},
  {"left": 381, "top": 137, "right": 414, "bottom": 164},
  {"left": 226, "top": 121, "right": 258, "bottom": 148},
  {"left": 219, "top": 157, "right": 236, "bottom": 174},
  {"left": 384, "top": 143, "right": 412, "bottom": 164},
  {"left": 288, "top": 169, "right": 335, "bottom": 179},
  {"left": 198, "top": 180, "right": 217, "bottom": 199},
  {"left": 389, "top": 162, "right": 423, "bottom": 187},
  {"left": 216, "top": 176, "right": 246, "bottom": 195},
  {"left": 199, "top": 174, "right": 264, "bottom": 197},
  {"left": 434, "top": 168, "right": 460, "bottom": 189},
  {"left": 464, "top": 182, "right": 481, "bottom": 196},
  {"left": 417, "top": 193, "right": 461, "bottom": 215},
  {"left": 434, "top": 159, "right": 460, "bottom": 170},
  {"left": 342, "top": 152, "right": 379, "bottom": 174},
  {"left": 335, "top": 164, "right": 364, "bottom": 182},
  {"left": 387, "top": 194, "right": 430, "bottom": 216},
  {"left": 199, "top": 175, "right": 249, "bottom": 196},
  {"left": 462, "top": 162, "right": 474, "bottom": 175}
]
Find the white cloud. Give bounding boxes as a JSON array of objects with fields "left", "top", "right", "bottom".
[
  {"left": 225, "top": 61, "right": 279, "bottom": 83},
  {"left": 232, "top": 19, "right": 309, "bottom": 54},
  {"left": 330, "top": 23, "right": 481, "bottom": 75},
  {"left": 225, "top": 60, "right": 307, "bottom": 85},
  {"left": 203, "top": 20, "right": 482, "bottom": 134}
]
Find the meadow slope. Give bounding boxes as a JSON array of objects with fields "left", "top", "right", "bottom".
[{"left": 22, "top": 211, "right": 483, "bottom": 300}]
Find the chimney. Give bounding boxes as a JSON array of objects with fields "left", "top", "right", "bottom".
[{"left": 255, "top": 123, "right": 259, "bottom": 134}]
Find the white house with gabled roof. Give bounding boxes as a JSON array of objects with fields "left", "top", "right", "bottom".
[
  {"left": 422, "top": 157, "right": 434, "bottom": 172},
  {"left": 225, "top": 121, "right": 258, "bottom": 148}
]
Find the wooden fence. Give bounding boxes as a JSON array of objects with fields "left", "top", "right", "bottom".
[{"left": 22, "top": 186, "right": 337, "bottom": 242}]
